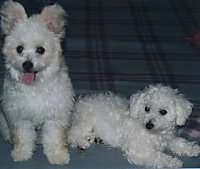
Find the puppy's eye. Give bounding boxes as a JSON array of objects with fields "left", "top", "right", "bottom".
[
  {"left": 159, "top": 109, "right": 168, "bottom": 116},
  {"left": 36, "top": 46, "right": 45, "bottom": 55},
  {"left": 145, "top": 106, "right": 150, "bottom": 112},
  {"left": 16, "top": 45, "right": 24, "bottom": 54}
]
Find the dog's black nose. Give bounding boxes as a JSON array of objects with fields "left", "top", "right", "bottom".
[
  {"left": 145, "top": 121, "right": 154, "bottom": 130},
  {"left": 22, "top": 61, "right": 33, "bottom": 72}
]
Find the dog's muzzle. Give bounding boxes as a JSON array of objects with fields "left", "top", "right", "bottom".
[
  {"left": 145, "top": 121, "right": 154, "bottom": 130},
  {"left": 22, "top": 61, "right": 34, "bottom": 72},
  {"left": 22, "top": 61, "right": 37, "bottom": 85}
]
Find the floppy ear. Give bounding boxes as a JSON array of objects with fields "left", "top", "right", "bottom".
[
  {"left": 0, "top": 0, "right": 27, "bottom": 35},
  {"left": 39, "top": 4, "right": 67, "bottom": 39},
  {"left": 129, "top": 92, "right": 145, "bottom": 119},
  {"left": 175, "top": 94, "right": 193, "bottom": 126}
]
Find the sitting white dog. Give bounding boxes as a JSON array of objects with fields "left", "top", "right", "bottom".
[
  {"left": 68, "top": 85, "right": 200, "bottom": 169},
  {"left": 0, "top": 0, "right": 74, "bottom": 165}
]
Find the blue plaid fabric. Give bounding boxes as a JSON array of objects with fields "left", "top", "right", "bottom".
[
  {"left": 2, "top": 0, "right": 200, "bottom": 142},
  {"left": 63, "top": 0, "right": 200, "bottom": 139},
  {"left": 0, "top": 0, "right": 200, "bottom": 168}
]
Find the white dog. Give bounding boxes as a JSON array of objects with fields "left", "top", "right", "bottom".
[
  {"left": 0, "top": 0, "right": 74, "bottom": 165},
  {"left": 68, "top": 85, "right": 200, "bottom": 169}
]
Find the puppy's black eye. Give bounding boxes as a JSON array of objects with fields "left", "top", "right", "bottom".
[
  {"left": 16, "top": 45, "right": 24, "bottom": 54},
  {"left": 159, "top": 109, "right": 168, "bottom": 116},
  {"left": 36, "top": 46, "right": 45, "bottom": 54},
  {"left": 145, "top": 106, "right": 150, "bottom": 112}
]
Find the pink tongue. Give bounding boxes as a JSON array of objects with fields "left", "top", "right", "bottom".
[{"left": 22, "top": 73, "right": 36, "bottom": 85}]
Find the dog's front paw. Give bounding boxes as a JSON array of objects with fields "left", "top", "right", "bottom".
[
  {"left": 46, "top": 147, "right": 70, "bottom": 165},
  {"left": 69, "top": 135, "right": 94, "bottom": 150},
  {"left": 167, "top": 158, "right": 183, "bottom": 169},
  {"left": 155, "top": 156, "right": 183, "bottom": 169},
  {"left": 77, "top": 138, "right": 93, "bottom": 150},
  {"left": 190, "top": 144, "right": 200, "bottom": 156},
  {"left": 11, "top": 147, "right": 32, "bottom": 161}
]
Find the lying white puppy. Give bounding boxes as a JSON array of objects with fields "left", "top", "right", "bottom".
[{"left": 68, "top": 85, "right": 200, "bottom": 168}]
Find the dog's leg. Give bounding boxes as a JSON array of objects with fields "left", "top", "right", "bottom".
[
  {"left": 68, "top": 121, "right": 95, "bottom": 150},
  {"left": 0, "top": 113, "right": 11, "bottom": 142},
  {"left": 42, "top": 120, "right": 69, "bottom": 165},
  {"left": 169, "top": 137, "right": 200, "bottom": 156},
  {"left": 126, "top": 149, "right": 183, "bottom": 169},
  {"left": 153, "top": 151, "right": 183, "bottom": 169},
  {"left": 11, "top": 120, "right": 36, "bottom": 161}
]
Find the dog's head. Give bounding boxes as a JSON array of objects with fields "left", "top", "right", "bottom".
[
  {"left": 130, "top": 84, "right": 193, "bottom": 133},
  {"left": 1, "top": 0, "right": 67, "bottom": 84}
]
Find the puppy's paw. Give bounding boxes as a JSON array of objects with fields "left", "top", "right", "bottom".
[
  {"left": 69, "top": 134, "right": 94, "bottom": 150},
  {"left": 11, "top": 147, "right": 32, "bottom": 161},
  {"left": 167, "top": 158, "right": 183, "bottom": 169},
  {"left": 46, "top": 147, "right": 70, "bottom": 165},
  {"left": 156, "top": 157, "right": 183, "bottom": 169},
  {"left": 190, "top": 144, "right": 200, "bottom": 156},
  {"left": 77, "top": 138, "right": 93, "bottom": 150}
]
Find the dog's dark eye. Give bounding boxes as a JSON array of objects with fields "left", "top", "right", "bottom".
[
  {"left": 16, "top": 45, "right": 24, "bottom": 54},
  {"left": 145, "top": 106, "right": 150, "bottom": 112},
  {"left": 36, "top": 46, "right": 45, "bottom": 55},
  {"left": 159, "top": 109, "right": 168, "bottom": 116}
]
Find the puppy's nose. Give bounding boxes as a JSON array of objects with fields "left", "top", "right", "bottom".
[
  {"left": 22, "top": 61, "right": 33, "bottom": 72},
  {"left": 145, "top": 121, "right": 154, "bottom": 130}
]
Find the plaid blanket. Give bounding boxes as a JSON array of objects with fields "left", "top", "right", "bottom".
[
  {"left": 61, "top": 0, "right": 200, "bottom": 140},
  {"left": 1, "top": 0, "right": 200, "bottom": 141}
]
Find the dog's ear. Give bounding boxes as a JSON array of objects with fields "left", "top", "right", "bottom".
[
  {"left": 175, "top": 93, "right": 193, "bottom": 126},
  {"left": 39, "top": 4, "right": 67, "bottom": 39},
  {"left": 129, "top": 85, "right": 154, "bottom": 119},
  {"left": 130, "top": 92, "right": 145, "bottom": 119},
  {"left": 0, "top": 0, "right": 27, "bottom": 35}
]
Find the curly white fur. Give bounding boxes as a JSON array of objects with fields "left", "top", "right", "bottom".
[
  {"left": 68, "top": 85, "right": 200, "bottom": 169},
  {"left": 0, "top": 0, "right": 74, "bottom": 165}
]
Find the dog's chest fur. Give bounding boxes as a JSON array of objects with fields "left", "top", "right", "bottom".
[{"left": 2, "top": 71, "right": 73, "bottom": 126}]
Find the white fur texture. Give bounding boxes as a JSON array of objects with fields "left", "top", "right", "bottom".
[
  {"left": 68, "top": 85, "right": 200, "bottom": 169},
  {"left": 0, "top": 0, "right": 74, "bottom": 165}
]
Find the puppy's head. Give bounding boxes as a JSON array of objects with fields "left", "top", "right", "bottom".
[
  {"left": 1, "top": 0, "right": 67, "bottom": 84},
  {"left": 130, "top": 84, "right": 192, "bottom": 133}
]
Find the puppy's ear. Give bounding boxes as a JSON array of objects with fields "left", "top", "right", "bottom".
[
  {"left": 130, "top": 92, "right": 145, "bottom": 119},
  {"left": 175, "top": 94, "right": 193, "bottom": 126},
  {"left": 0, "top": 0, "right": 27, "bottom": 35},
  {"left": 39, "top": 4, "right": 67, "bottom": 39}
]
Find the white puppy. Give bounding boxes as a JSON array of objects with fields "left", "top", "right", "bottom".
[
  {"left": 68, "top": 85, "right": 200, "bottom": 169},
  {"left": 0, "top": 0, "right": 74, "bottom": 165}
]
